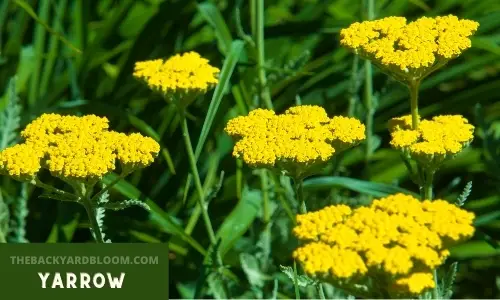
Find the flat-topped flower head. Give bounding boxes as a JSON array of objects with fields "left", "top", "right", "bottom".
[
  {"left": 133, "top": 51, "right": 220, "bottom": 108},
  {"left": 224, "top": 105, "right": 365, "bottom": 178},
  {"left": 0, "top": 114, "right": 160, "bottom": 182},
  {"left": 293, "top": 193, "right": 475, "bottom": 297},
  {"left": 389, "top": 114, "right": 474, "bottom": 169},
  {"left": 340, "top": 15, "right": 479, "bottom": 83}
]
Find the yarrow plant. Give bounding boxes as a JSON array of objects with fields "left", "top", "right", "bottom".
[
  {"left": 225, "top": 105, "right": 365, "bottom": 212},
  {"left": 0, "top": 113, "right": 160, "bottom": 242},
  {"left": 389, "top": 114, "right": 475, "bottom": 199},
  {"left": 293, "top": 193, "right": 475, "bottom": 298},
  {"left": 133, "top": 51, "right": 220, "bottom": 109},
  {"left": 340, "top": 15, "right": 479, "bottom": 129},
  {"left": 133, "top": 51, "right": 220, "bottom": 245}
]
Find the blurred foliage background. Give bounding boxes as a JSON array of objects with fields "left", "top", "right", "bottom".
[{"left": 1, "top": 0, "right": 500, "bottom": 298}]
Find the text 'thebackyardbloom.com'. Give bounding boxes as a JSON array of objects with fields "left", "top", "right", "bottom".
[{"left": 293, "top": 193, "right": 475, "bottom": 298}]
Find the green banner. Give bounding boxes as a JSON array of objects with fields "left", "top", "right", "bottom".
[{"left": 0, "top": 244, "right": 169, "bottom": 299}]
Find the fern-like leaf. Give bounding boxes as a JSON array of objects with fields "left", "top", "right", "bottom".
[
  {"left": 440, "top": 262, "right": 459, "bottom": 299},
  {"left": 0, "top": 77, "right": 22, "bottom": 150},
  {"left": 7, "top": 183, "right": 29, "bottom": 243},
  {"left": 95, "top": 185, "right": 111, "bottom": 243},
  {"left": 457, "top": 181, "right": 472, "bottom": 207},
  {"left": 100, "top": 199, "right": 151, "bottom": 211}
]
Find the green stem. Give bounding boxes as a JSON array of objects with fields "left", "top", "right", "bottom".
[
  {"left": 363, "top": 0, "right": 375, "bottom": 165},
  {"left": 408, "top": 80, "right": 421, "bottom": 130},
  {"left": 424, "top": 170, "right": 434, "bottom": 200},
  {"left": 0, "top": 230, "right": 6, "bottom": 243},
  {"left": 31, "top": 178, "right": 79, "bottom": 201},
  {"left": 80, "top": 185, "right": 104, "bottom": 243},
  {"left": 259, "top": 168, "right": 271, "bottom": 268},
  {"left": 295, "top": 177, "right": 306, "bottom": 214},
  {"left": 433, "top": 269, "right": 440, "bottom": 299},
  {"left": 293, "top": 260, "right": 301, "bottom": 300},
  {"left": 179, "top": 111, "right": 217, "bottom": 245},
  {"left": 90, "top": 170, "right": 130, "bottom": 203},
  {"left": 317, "top": 283, "right": 326, "bottom": 299},
  {"left": 253, "top": 0, "right": 273, "bottom": 110}
]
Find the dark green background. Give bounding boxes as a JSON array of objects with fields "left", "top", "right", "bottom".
[{"left": 0, "top": 244, "right": 169, "bottom": 299}]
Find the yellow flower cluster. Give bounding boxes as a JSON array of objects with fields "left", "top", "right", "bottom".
[
  {"left": 340, "top": 15, "right": 479, "bottom": 80},
  {"left": 293, "top": 193, "right": 475, "bottom": 296},
  {"left": 224, "top": 105, "right": 365, "bottom": 177},
  {"left": 133, "top": 51, "right": 220, "bottom": 99},
  {"left": 0, "top": 114, "right": 160, "bottom": 181},
  {"left": 389, "top": 114, "right": 474, "bottom": 168}
]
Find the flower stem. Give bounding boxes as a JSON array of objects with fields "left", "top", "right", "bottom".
[
  {"left": 295, "top": 177, "right": 306, "bottom": 214},
  {"left": 317, "top": 283, "right": 326, "bottom": 299},
  {"left": 0, "top": 231, "right": 6, "bottom": 243},
  {"left": 363, "top": 0, "right": 375, "bottom": 165},
  {"left": 408, "top": 80, "right": 421, "bottom": 130},
  {"left": 179, "top": 111, "right": 217, "bottom": 245},
  {"left": 90, "top": 170, "right": 130, "bottom": 203},
  {"left": 253, "top": 0, "right": 273, "bottom": 110},
  {"left": 424, "top": 170, "right": 434, "bottom": 200},
  {"left": 31, "top": 178, "right": 78, "bottom": 201},
  {"left": 81, "top": 186, "right": 104, "bottom": 243}
]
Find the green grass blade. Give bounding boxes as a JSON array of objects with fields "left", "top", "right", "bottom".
[
  {"left": 195, "top": 40, "right": 244, "bottom": 159},
  {"left": 215, "top": 187, "right": 262, "bottom": 258},
  {"left": 39, "top": 0, "right": 68, "bottom": 97},
  {"left": 13, "top": 0, "right": 82, "bottom": 54},
  {"left": 102, "top": 173, "right": 206, "bottom": 256},
  {"left": 303, "top": 176, "right": 419, "bottom": 198},
  {"left": 127, "top": 113, "right": 176, "bottom": 174},
  {"left": 27, "top": 0, "right": 50, "bottom": 108},
  {"left": 197, "top": 2, "right": 233, "bottom": 55}
]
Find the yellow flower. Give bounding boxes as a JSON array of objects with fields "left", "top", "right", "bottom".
[
  {"left": 293, "top": 193, "right": 475, "bottom": 296},
  {"left": 0, "top": 144, "right": 42, "bottom": 180},
  {"left": 392, "top": 272, "right": 435, "bottom": 295},
  {"left": 224, "top": 105, "right": 365, "bottom": 177},
  {"left": 112, "top": 132, "right": 161, "bottom": 170},
  {"left": 0, "top": 114, "right": 160, "bottom": 181},
  {"left": 389, "top": 114, "right": 474, "bottom": 169},
  {"left": 133, "top": 51, "right": 220, "bottom": 107},
  {"left": 340, "top": 15, "right": 479, "bottom": 83}
]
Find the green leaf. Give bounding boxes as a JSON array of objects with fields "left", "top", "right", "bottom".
[
  {"left": 195, "top": 40, "right": 244, "bottom": 159},
  {"left": 474, "top": 211, "right": 500, "bottom": 226},
  {"left": 12, "top": 0, "right": 81, "bottom": 54},
  {"left": 215, "top": 187, "right": 262, "bottom": 258},
  {"left": 207, "top": 272, "right": 228, "bottom": 299},
  {"left": 303, "top": 176, "right": 419, "bottom": 198},
  {"left": 240, "top": 253, "right": 273, "bottom": 288},
  {"left": 0, "top": 77, "right": 22, "bottom": 150},
  {"left": 197, "top": 2, "right": 233, "bottom": 55},
  {"left": 102, "top": 173, "right": 206, "bottom": 256},
  {"left": 450, "top": 241, "right": 500, "bottom": 258},
  {"left": 280, "top": 265, "right": 318, "bottom": 288},
  {"left": 440, "top": 262, "right": 458, "bottom": 299},
  {"left": 127, "top": 113, "right": 176, "bottom": 175},
  {"left": 101, "top": 199, "right": 151, "bottom": 211}
]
